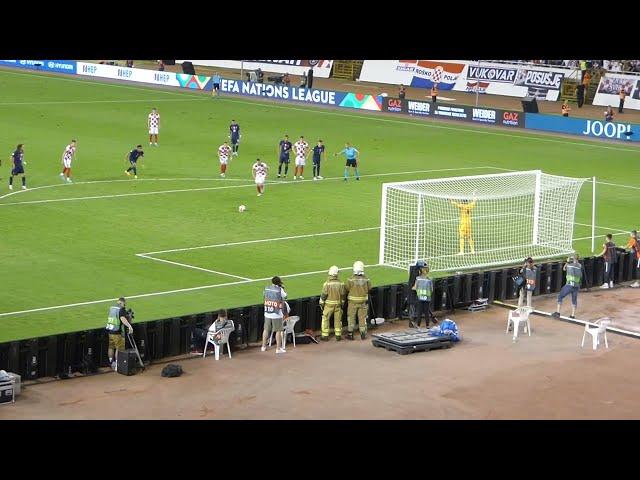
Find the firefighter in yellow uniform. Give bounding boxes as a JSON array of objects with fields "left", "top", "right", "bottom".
[
  {"left": 345, "top": 260, "right": 372, "bottom": 340},
  {"left": 319, "top": 265, "right": 346, "bottom": 341}
]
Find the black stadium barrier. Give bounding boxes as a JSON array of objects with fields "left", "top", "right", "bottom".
[{"left": 0, "top": 255, "right": 636, "bottom": 381}]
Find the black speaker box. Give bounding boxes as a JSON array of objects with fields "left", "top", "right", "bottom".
[
  {"left": 521, "top": 96, "right": 539, "bottom": 113},
  {"left": 181, "top": 61, "right": 196, "bottom": 75},
  {"left": 117, "top": 349, "right": 138, "bottom": 376}
]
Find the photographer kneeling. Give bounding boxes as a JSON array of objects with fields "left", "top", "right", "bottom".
[{"left": 106, "top": 297, "right": 134, "bottom": 370}]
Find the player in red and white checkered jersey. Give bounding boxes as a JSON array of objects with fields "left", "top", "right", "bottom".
[
  {"left": 293, "top": 135, "right": 309, "bottom": 180},
  {"left": 218, "top": 141, "right": 232, "bottom": 177},
  {"left": 252, "top": 158, "right": 269, "bottom": 196},
  {"left": 59, "top": 139, "right": 77, "bottom": 183},
  {"left": 148, "top": 108, "right": 160, "bottom": 146}
]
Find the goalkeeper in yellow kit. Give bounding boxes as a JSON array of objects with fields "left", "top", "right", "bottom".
[{"left": 450, "top": 192, "right": 477, "bottom": 255}]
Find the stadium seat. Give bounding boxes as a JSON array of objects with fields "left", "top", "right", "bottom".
[
  {"left": 269, "top": 316, "right": 301, "bottom": 348},
  {"left": 506, "top": 307, "right": 532, "bottom": 341},
  {"left": 581, "top": 318, "right": 610, "bottom": 351},
  {"left": 203, "top": 321, "right": 235, "bottom": 360}
]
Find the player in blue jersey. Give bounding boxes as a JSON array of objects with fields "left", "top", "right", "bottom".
[
  {"left": 334, "top": 142, "right": 360, "bottom": 181},
  {"left": 8, "top": 144, "right": 27, "bottom": 190},
  {"left": 124, "top": 145, "right": 144, "bottom": 179},
  {"left": 277, "top": 135, "right": 292, "bottom": 178},
  {"left": 229, "top": 119, "right": 241, "bottom": 156}
]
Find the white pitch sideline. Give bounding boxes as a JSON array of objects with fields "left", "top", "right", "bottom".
[{"left": 0, "top": 263, "right": 379, "bottom": 318}]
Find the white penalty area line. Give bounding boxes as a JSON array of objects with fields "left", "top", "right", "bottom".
[
  {"left": 0, "top": 166, "right": 496, "bottom": 206},
  {"left": 139, "top": 226, "right": 381, "bottom": 256},
  {"left": 135, "top": 254, "right": 252, "bottom": 281},
  {"left": 0, "top": 177, "right": 253, "bottom": 202},
  {"left": 0, "top": 263, "right": 380, "bottom": 318},
  {"left": 138, "top": 222, "right": 623, "bottom": 278},
  {"left": 1, "top": 224, "right": 631, "bottom": 318}
]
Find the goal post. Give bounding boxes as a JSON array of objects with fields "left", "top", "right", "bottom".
[{"left": 378, "top": 170, "right": 589, "bottom": 272}]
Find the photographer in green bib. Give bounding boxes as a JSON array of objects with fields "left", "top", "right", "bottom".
[
  {"left": 106, "top": 297, "right": 134, "bottom": 370},
  {"left": 411, "top": 265, "right": 437, "bottom": 328},
  {"left": 553, "top": 255, "right": 583, "bottom": 319}
]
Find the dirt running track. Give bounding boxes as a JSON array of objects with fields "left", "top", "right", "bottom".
[{"left": 3, "top": 286, "right": 640, "bottom": 420}]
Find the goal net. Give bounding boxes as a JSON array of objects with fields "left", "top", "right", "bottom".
[{"left": 379, "top": 170, "right": 588, "bottom": 272}]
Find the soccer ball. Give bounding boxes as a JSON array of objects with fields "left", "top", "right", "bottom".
[{"left": 238, "top": 205, "right": 246, "bottom": 212}]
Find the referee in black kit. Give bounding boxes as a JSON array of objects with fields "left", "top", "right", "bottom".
[{"left": 312, "top": 139, "right": 325, "bottom": 180}]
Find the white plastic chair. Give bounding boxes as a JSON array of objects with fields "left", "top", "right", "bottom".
[
  {"left": 203, "top": 320, "right": 235, "bottom": 360},
  {"left": 506, "top": 307, "right": 532, "bottom": 341},
  {"left": 269, "top": 316, "right": 301, "bottom": 348},
  {"left": 581, "top": 318, "right": 611, "bottom": 351}
]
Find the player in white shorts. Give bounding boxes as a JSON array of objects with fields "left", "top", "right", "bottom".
[
  {"left": 59, "top": 139, "right": 77, "bottom": 183},
  {"left": 218, "top": 141, "right": 232, "bottom": 177},
  {"left": 293, "top": 135, "right": 309, "bottom": 180},
  {"left": 252, "top": 158, "right": 269, "bottom": 196},
  {"left": 148, "top": 107, "right": 160, "bottom": 146}
]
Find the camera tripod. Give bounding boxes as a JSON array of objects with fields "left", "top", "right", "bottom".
[{"left": 127, "top": 332, "right": 145, "bottom": 371}]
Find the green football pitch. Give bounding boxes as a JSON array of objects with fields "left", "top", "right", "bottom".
[{"left": 0, "top": 68, "right": 638, "bottom": 342}]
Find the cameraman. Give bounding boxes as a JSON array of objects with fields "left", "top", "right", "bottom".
[
  {"left": 106, "top": 297, "right": 134, "bottom": 370},
  {"left": 517, "top": 257, "right": 537, "bottom": 308}
]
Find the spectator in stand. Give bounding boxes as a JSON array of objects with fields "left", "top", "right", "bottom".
[
  {"left": 580, "top": 60, "right": 587, "bottom": 80},
  {"left": 307, "top": 68, "right": 314, "bottom": 89},
  {"left": 431, "top": 83, "right": 438, "bottom": 104},
  {"left": 625, "top": 230, "right": 640, "bottom": 288},
  {"left": 300, "top": 71, "right": 307, "bottom": 88},
  {"left": 599, "top": 234, "right": 617, "bottom": 289},
  {"left": 398, "top": 84, "right": 406, "bottom": 99},
  {"left": 619, "top": 86, "right": 626, "bottom": 113},
  {"left": 561, "top": 101, "right": 571, "bottom": 117},
  {"left": 158, "top": 60, "right": 165, "bottom": 71},
  {"left": 576, "top": 83, "right": 585, "bottom": 108},
  {"left": 581, "top": 70, "right": 592, "bottom": 104},
  {"left": 605, "top": 105, "right": 614, "bottom": 122},
  {"left": 126, "top": 60, "right": 134, "bottom": 68},
  {"left": 283, "top": 72, "right": 290, "bottom": 87}
]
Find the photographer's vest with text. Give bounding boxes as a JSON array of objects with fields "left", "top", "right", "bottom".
[
  {"left": 525, "top": 267, "right": 536, "bottom": 291},
  {"left": 566, "top": 264, "right": 582, "bottom": 287},
  {"left": 264, "top": 285, "right": 283, "bottom": 317},
  {"left": 106, "top": 306, "right": 121, "bottom": 333},
  {"left": 416, "top": 277, "right": 433, "bottom": 301}
]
